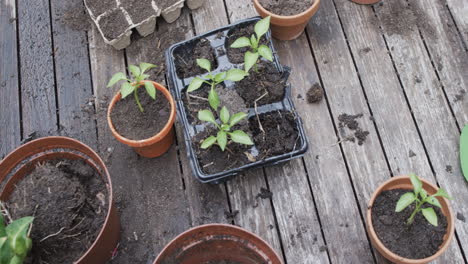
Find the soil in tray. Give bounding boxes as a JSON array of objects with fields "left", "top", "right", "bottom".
[
  {"left": 85, "top": 0, "right": 118, "bottom": 17},
  {"left": 110, "top": 87, "right": 171, "bottom": 140},
  {"left": 226, "top": 24, "right": 269, "bottom": 64},
  {"left": 98, "top": 8, "right": 131, "bottom": 40},
  {"left": 175, "top": 38, "right": 218, "bottom": 79},
  {"left": 6, "top": 159, "right": 108, "bottom": 264},
  {"left": 259, "top": 0, "right": 314, "bottom": 16},
  {"left": 234, "top": 61, "right": 286, "bottom": 107},
  {"left": 371, "top": 189, "right": 448, "bottom": 259},
  {"left": 120, "top": 0, "right": 155, "bottom": 24},
  {"left": 154, "top": 0, "right": 180, "bottom": 10},
  {"left": 249, "top": 110, "right": 299, "bottom": 159}
]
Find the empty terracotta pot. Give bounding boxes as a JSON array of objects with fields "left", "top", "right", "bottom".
[
  {"left": 366, "top": 176, "right": 454, "bottom": 264},
  {"left": 154, "top": 224, "right": 283, "bottom": 264},
  {"left": 107, "top": 81, "right": 176, "bottom": 158},
  {"left": 253, "top": 0, "right": 321, "bottom": 40},
  {"left": 0, "top": 136, "right": 120, "bottom": 264},
  {"left": 349, "top": 0, "right": 381, "bottom": 4}
]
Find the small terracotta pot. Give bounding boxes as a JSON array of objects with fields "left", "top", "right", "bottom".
[
  {"left": 154, "top": 224, "right": 283, "bottom": 264},
  {"left": 253, "top": 0, "right": 321, "bottom": 40},
  {"left": 0, "top": 136, "right": 120, "bottom": 264},
  {"left": 349, "top": 0, "right": 381, "bottom": 5},
  {"left": 107, "top": 81, "right": 176, "bottom": 158},
  {"left": 366, "top": 176, "right": 454, "bottom": 264}
]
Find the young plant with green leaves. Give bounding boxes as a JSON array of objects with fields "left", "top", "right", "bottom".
[
  {"left": 460, "top": 125, "right": 468, "bottom": 182},
  {"left": 0, "top": 214, "right": 34, "bottom": 264},
  {"left": 107, "top": 62, "right": 158, "bottom": 112},
  {"left": 198, "top": 106, "right": 253, "bottom": 151},
  {"left": 188, "top": 59, "right": 248, "bottom": 111},
  {"left": 230, "top": 16, "right": 273, "bottom": 72},
  {"left": 395, "top": 174, "right": 452, "bottom": 226}
]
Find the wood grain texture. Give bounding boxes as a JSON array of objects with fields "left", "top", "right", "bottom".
[
  {"left": 0, "top": 0, "right": 20, "bottom": 158},
  {"left": 17, "top": 0, "right": 57, "bottom": 136},
  {"left": 445, "top": 0, "right": 468, "bottom": 45}
]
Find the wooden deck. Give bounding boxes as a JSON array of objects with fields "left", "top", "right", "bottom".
[{"left": 1, "top": 0, "right": 468, "bottom": 263}]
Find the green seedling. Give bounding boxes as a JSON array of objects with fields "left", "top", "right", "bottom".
[
  {"left": 0, "top": 212, "right": 34, "bottom": 264},
  {"left": 188, "top": 59, "right": 248, "bottom": 111},
  {"left": 107, "top": 62, "right": 158, "bottom": 112},
  {"left": 230, "top": 16, "right": 273, "bottom": 72},
  {"left": 460, "top": 125, "right": 468, "bottom": 182},
  {"left": 198, "top": 106, "right": 253, "bottom": 151},
  {"left": 395, "top": 174, "right": 452, "bottom": 226}
]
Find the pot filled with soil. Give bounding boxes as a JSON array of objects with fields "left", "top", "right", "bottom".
[
  {"left": 366, "top": 175, "right": 454, "bottom": 264},
  {"left": 165, "top": 17, "right": 308, "bottom": 183},
  {"left": 107, "top": 63, "right": 177, "bottom": 158},
  {"left": 253, "top": 0, "right": 321, "bottom": 40},
  {"left": 0, "top": 136, "right": 120, "bottom": 264},
  {"left": 153, "top": 224, "right": 282, "bottom": 264}
]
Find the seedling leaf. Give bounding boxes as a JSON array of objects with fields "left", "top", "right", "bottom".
[
  {"left": 231, "top": 37, "right": 251, "bottom": 48},
  {"left": 230, "top": 130, "right": 254, "bottom": 145},
  {"left": 426, "top": 196, "right": 442, "bottom": 208},
  {"left": 107, "top": 72, "right": 127, "bottom": 87},
  {"left": 128, "top": 65, "right": 141, "bottom": 78},
  {"left": 220, "top": 106, "right": 230, "bottom": 124},
  {"left": 121, "top": 82, "right": 134, "bottom": 99},
  {"left": 229, "top": 112, "right": 247, "bottom": 127},
  {"left": 198, "top": 110, "right": 217, "bottom": 126},
  {"left": 255, "top": 16, "right": 270, "bottom": 40},
  {"left": 258, "top": 45, "right": 273, "bottom": 62},
  {"left": 214, "top": 72, "right": 226, "bottom": 83},
  {"left": 244, "top": 51, "right": 259, "bottom": 73},
  {"left": 201, "top": 136, "right": 217, "bottom": 149},
  {"left": 217, "top": 131, "right": 227, "bottom": 151},
  {"left": 421, "top": 208, "right": 438, "bottom": 226},
  {"left": 395, "top": 192, "right": 415, "bottom": 212},
  {"left": 460, "top": 125, "right": 468, "bottom": 182},
  {"left": 420, "top": 189, "right": 428, "bottom": 200},
  {"left": 433, "top": 188, "right": 452, "bottom": 199},
  {"left": 196, "top": 58, "right": 211, "bottom": 72},
  {"left": 188, "top": 77, "right": 205, "bottom": 92},
  {"left": 410, "top": 173, "right": 422, "bottom": 196},
  {"left": 144, "top": 82, "right": 156, "bottom": 100},
  {"left": 208, "top": 88, "right": 220, "bottom": 110},
  {"left": 139, "top": 62, "right": 156, "bottom": 73},
  {"left": 0, "top": 215, "right": 6, "bottom": 237},
  {"left": 250, "top": 35, "right": 258, "bottom": 49},
  {"left": 225, "top": 69, "right": 248, "bottom": 82}
]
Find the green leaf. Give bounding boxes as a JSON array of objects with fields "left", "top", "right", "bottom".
[
  {"left": 198, "top": 109, "right": 217, "bottom": 126},
  {"left": 255, "top": 16, "right": 270, "bottom": 40},
  {"left": 140, "top": 74, "right": 150, "bottom": 80},
  {"left": 196, "top": 58, "right": 211, "bottom": 72},
  {"left": 410, "top": 173, "right": 422, "bottom": 196},
  {"left": 225, "top": 69, "right": 248, "bottom": 82},
  {"left": 426, "top": 196, "right": 442, "bottom": 208},
  {"left": 214, "top": 72, "right": 226, "bottom": 83},
  {"left": 120, "top": 82, "right": 134, "bottom": 99},
  {"left": 0, "top": 215, "right": 6, "bottom": 237},
  {"left": 229, "top": 112, "right": 247, "bottom": 127},
  {"left": 208, "top": 87, "right": 220, "bottom": 111},
  {"left": 220, "top": 106, "right": 230, "bottom": 124},
  {"left": 188, "top": 77, "right": 205, "bottom": 92},
  {"left": 433, "top": 188, "right": 453, "bottom": 200},
  {"left": 230, "top": 37, "right": 251, "bottom": 48},
  {"left": 107, "top": 72, "right": 127, "bottom": 87},
  {"left": 201, "top": 136, "right": 217, "bottom": 149},
  {"left": 420, "top": 189, "right": 428, "bottom": 200},
  {"left": 10, "top": 256, "right": 23, "bottom": 264},
  {"left": 139, "top": 62, "right": 156, "bottom": 73},
  {"left": 6, "top": 217, "right": 33, "bottom": 257},
  {"left": 250, "top": 35, "right": 258, "bottom": 50},
  {"left": 217, "top": 131, "right": 227, "bottom": 151},
  {"left": 128, "top": 65, "right": 141, "bottom": 78},
  {"left": 229, "top": 130, "right": 254, "bottom": 145},
  {"left": 421, "top": 207, "right": 438, "bottom": 226},
  {"left": 258, "top": 45, "right": 273, "bottom": 62},
  {"left": 244, "top": 51, "right": 259, "bottom": 73},
  {"left": 144, "top": 82, "right": 156, "bottom": 100},
  {"left": 460, "top": 125, "right": 468, "bottom": 182},
  {"left": 395, "top": 192, "right": 415, "bottom": 212}
]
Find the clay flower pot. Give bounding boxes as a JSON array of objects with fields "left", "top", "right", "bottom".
[
  {"left": 107, "top": 81, "right": 176, "bottom": 158},
  {"left": 253, "top": 0, "right": 321, "bottom": 40},
  {"left": 154, "top": 224, "right": 283, "bottom": 264},
  {"left": 349, "top": 0, "right": 381, "bottom": 5},
  {"left": 0, "top": 136, "right": 120, "bottom": 264},
  {"left": 366, "top": 176, "right": 454, "bottom": 264}
]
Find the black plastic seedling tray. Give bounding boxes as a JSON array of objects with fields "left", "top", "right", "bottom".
[{"left": 165, "top": 17, "right": 308, "bottom": 184}]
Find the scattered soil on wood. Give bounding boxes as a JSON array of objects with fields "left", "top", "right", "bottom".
[
  {"left": 338, "top": 113, "right": 369, "bottom": 145},
  {"left": 306, "top": 83, "right": 324, "bottom": 103},
  {"left": 6, "top": 159, "right": 108, "bottom": 264},
  {"left": 121, "top": 0, "right": 155, "bottom": 24},
  {"left": 110, "top": 87, "right": 171, "bottom": 140},
  {"left": 457, "top": 212, "right": 466, "bottom": 222},
  {"left": 409, "top": 150, "right": 416, "bottom": 158},
  {"left": 234, "top": 62, "right": 286, "bottom": 107},
  {"left": 258, "top": 0, "right": 314, "bottom": 16},
  {"left": 175, "top": 38, "right": 217, "bottom": 79},
  {"left": 454, "top": 89, "right": 466, "bottom": 103},
  {"left": 257, "top": 187, "right": 273, "bottom": 199},
  {"left": 371, "top": 189, "right": 448, "bottom": 259},
  {"left": 98, "top": 8, "right": 131, "bottom": 40},
  {"left": 250, "top": 111, "right": 299, "bottom": 159},
  {"left": 226, "top": 24, "right": 269, "bottom": 64},
  {"left": 85, "top": 0, "right": 118, "bottom": 17},
  {"left": 62, "top": 4, "right": 92, "bottom": 32}
]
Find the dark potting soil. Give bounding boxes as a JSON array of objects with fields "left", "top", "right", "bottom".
[
  {"left": 234, "top": 62, "right": 286, "bottom": 107},
  {"left": 98, "top": 8, "right": 131, "bottom": 40},
  {"left": 338, "top": 113, "right": 369, "bottom": 145},
  {"left": 306, "top": 83, "right": 324, "bottom": 103},
  {"left": 110, "top": 87, "right": 171, "bottom": 140},
  {"left": 85, "top": 0, "right": 118, "bottom": 17},
  {"left": 175, "top": 38, "right": 217, "bottom": 79},
  {"left": 371, "top": 189, "right": 448, "bottom": 259},
  {"left": 120, "top": 0, "right": 155, "bottom": 24},
  {"left": 226, "top": 24, "right": 269, "bottom": 64},
  {"left": 258, "top": 0, "right": 314, "bottom": 16},
  {"left": 249, "top": 111, "right": 299, "bottom": 159},
  {"left": 6, "top": 159, "right": 108, "bottom": 264}
]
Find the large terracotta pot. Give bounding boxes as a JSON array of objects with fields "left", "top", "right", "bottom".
[
  {"left": 0, "top": 136, "right": 120, "bottom": 264},
  {"left": 253, "top": 0, "right": 321, "bottom": 40},
  {"left": 366, "top": 176, "right": 454, "bottom": 264},
  {"left": 107, "top": 81, "right": 176, "bottom": 158},
  {"left": 154, "top": 224, "right": 283, "bottom": 264}
]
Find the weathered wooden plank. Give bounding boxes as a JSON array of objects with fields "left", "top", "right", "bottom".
[
  {"left": 0, "top": 0, "right": 20, "bottom": 158},
  {"left": 49, "top": 0, "right": 97, "bottom": 148},
  {"left": 17, "top": 0, "right": 57, "bottom": 136},
  {"left": 373, "top": 0, "right": 467, "bottom": 261},
  {"left": 445, "top": 0, "right": 468, "bottom": 45}
]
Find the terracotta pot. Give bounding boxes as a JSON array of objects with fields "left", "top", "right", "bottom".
[
  {"left": 253, "top": 0, "right": 321, "bottom": 40},
  {"left": 154, "top": 224, "right": 283, "bottom": 264},
  {"left": 0, "top": 136, "right": 120, "bottom": 264},
  {"left": 349, "top": 0, "right": 381, "bottom": 5},
  {"left": 366, "top": 176, "right": 454, "bottom": 264},
  {"left": 107, "top": 81, "right": 176, "bottom": 158}
]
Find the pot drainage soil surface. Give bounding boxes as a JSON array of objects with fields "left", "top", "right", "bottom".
[
  {"left": 6, "top": 159, "right": 108, "bottom": 264},
  {"left": 258, "top": 0, "right": 314, "bottom": 16},
  {"left": 371, "top": 189, "right": 447, "bottom": 259}
]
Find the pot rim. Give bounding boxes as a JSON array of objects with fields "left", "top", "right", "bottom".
[
  {"left": 252, "top": 0, "right": 321, "bottom": 20},
  {"left": 366, "top": 175, "right": 455, "bottom": 263},
  {"left": 107, "top": 81, "right": 176, "bottom": 147}
]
